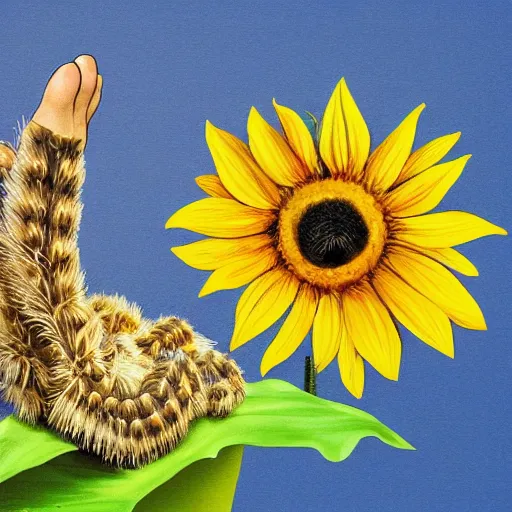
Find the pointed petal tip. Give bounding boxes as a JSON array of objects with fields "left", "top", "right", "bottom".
[
  {"left": 197, "top": 285, "right": 211, "bottom": 298},
  {"left": 204, "top": 119, "right": 214, "bottom": 134},
  {"left": 468, "top": 320, "right": 488, "bottom": 332},
  {"left": 229, "top": 334, "right": 244, "bottom": 351},
  {"left": 316, "top": 354, "right": 336, "bottom": 374},
  {"left": 478, "top": 318, "right": 488, "bottom": 331},
  {"left": 204, "top": 119, "right": 217, "bottom": 138},
  {"left": 260, "top": 361, "right": 270, "bottom": 377},
  {"left": 407, "top": 102, "right": 426, "bottom": 119},
  {"left": 165, "top": 208, "right": 192, "bottom": 230},
  {"left": 384, "top": 365, "right": 400, "bottom": 382},
  {"left": 339, "top": 76, "right": 349, "bottom": 90},
  {"left": 165, "top": 214, "right": 178, "bottom": 229},
  {"left": 333, "top": 76, "right": 346, "bottom": 89},
  {"left": 247, "top": 106, "right": 263, "bottom": 127},
  {"left": 486, "top": 222, "right": 508, "bottom": 237},
  {"left": 272, "top": 98, "right": 286, "bottom": 114},
  {"left": 315, "top": 362, "right": 327, "bottom": 374},
  {"left": 347, "top": 386, "right": 363, "bottom": 399},
  {"left": 438, "top": 341, "right": 455, "bottom": 359}
]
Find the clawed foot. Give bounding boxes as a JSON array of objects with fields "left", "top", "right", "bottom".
[{"left": 31, "top": 54, "right": 102, "bottom": 146}]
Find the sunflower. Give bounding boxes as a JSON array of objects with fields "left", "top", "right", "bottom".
[{"left": 166, "top": 78, "right": 507, "bottom": 398}]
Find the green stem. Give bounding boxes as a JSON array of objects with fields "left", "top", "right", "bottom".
[
  {"left": 133, "top": 445, "right": 244, "bottom": 512},
  {"left": 304, "top": 355, "right": 317, "bottom": 396}
]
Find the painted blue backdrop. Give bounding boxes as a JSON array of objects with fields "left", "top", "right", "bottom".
[{"left": 0, "top": 1, "right": 510, "bottom": 511}]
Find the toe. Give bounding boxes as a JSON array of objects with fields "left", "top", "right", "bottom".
[
  {"left": 74, "top": 55, "right": 98, "bottom": 120},
  {"left": 86, "top": 74, "right": 103, "bottom": 124},
  {"left": 32, "top": 62, "right": 81, "bottom": 136},
  {"left": 42, "top": 62, "right": 81, "bottom": 108}
]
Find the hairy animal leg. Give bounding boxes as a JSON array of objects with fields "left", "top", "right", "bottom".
[
  {"left": 0, "top": 55, "right": 246, "bottom": 466},
  {"left": 0, "top": 138, "right": 65, "bottom": 421},
  {"left": 0, "top": 123, "right": 213, "bottom": 467}
]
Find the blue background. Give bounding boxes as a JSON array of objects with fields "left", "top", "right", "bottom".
[{"left": 0, "top": 1, "right": 510, "bottom": 510}]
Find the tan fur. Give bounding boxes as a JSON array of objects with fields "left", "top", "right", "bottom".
[{"left": 0, "top": 123, "right": 245, "bottom": 468}]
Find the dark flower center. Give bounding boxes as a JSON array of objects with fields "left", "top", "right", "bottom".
[{"left": 297, "top": 200, "right": 369, "bottom": 268}]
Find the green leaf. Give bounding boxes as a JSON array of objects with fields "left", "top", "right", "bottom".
[
  {"left": 300, "top": 111, "right": 319, "bottom": 141},
  {"left": 0, "top": 379, "right": 414, "bottom": 511},
  {"left": 0, "top": 415, "right": 76, "bottom": 484}
]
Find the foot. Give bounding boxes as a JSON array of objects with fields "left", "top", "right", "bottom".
[{"left": 31, "top": 55, "right": 102, "bottom": 146}]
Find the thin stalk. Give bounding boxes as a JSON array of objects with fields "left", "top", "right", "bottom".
[{"left": 304, "top": 355, "right": 317, "bottom": 395}]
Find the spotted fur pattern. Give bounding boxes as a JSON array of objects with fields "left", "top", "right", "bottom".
[{"left": 0, "top": 123, "right": 245, "bottom": 468}]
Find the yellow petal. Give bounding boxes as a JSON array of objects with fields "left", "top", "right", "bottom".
[
  {"left": 394, "top": 211, "right": 507, "bottom": 248},
  {"left": 386, "top": 245, "right": 486, "bottom": 330},
  {"left": 165, "top": 198, "right": 275, "bottom": 238},
  {"left": 230, "top": 268, "right": 300, "bottom": 350},
  {"left": 171, "top": 234, "right": 273, "bottom": 271},
  {"left": 205, "top": 121, "right": 281, "bottom": 209},
  {"left": 385, "top": 155, "right": 471, "bottom": 217},
  {"left": 312, "top": 293, "right": 342, "bottom": 373},
  {"left": 365, "top": 104, "right": 425, "bottom": 193},
  {"left": 195, "top": 174, "right": 234, "bottom": 199},
  {"left": 390, "top": 243, "right": 478, "bottom": 277},
  {"left": 422, "top": 247, "right": 478, "bottom": 276},
  {"left": 273, "top": 99, "right": 318, "bottom": 175},
  {"left": 247, "top": 107, "right": 308, "bottom": 186},
  {"left": 342, "top": 280, "right": 401, "bottom": 380},
  {"left": 372, "top": 265, "right": 454, "bottom": 357},
  {"left": 396, "top": 132, "right": 461, "bottom": 185},
  {"left": 319, "top": 79, "right": 348, "bottom": 177},
  {"left": 337, "top": 322, "right": 365, "bottom": 399},
  {"left": 340, "top": 78, "right": 370, "bottom": 181},
  {"left": 199, "top": 245, "right": 278, "bottom": 297},
  {"left": 260, "top": 285, "right": 318, "bottom": 376}
]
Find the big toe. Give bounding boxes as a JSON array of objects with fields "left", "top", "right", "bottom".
[{"left": 32, "top": 62, "right": 81, "bottom": 137}]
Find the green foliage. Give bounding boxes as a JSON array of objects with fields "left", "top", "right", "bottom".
[
  {"left": 300, "top": 111, "right": 319, "bottom": 141},
  {"left": 0, "top": 379, "right": 413, "bottom": 511}
]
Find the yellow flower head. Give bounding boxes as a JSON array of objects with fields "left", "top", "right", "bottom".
[{"left": 166, "top": 78, "right": 507, "bottom": 398}]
